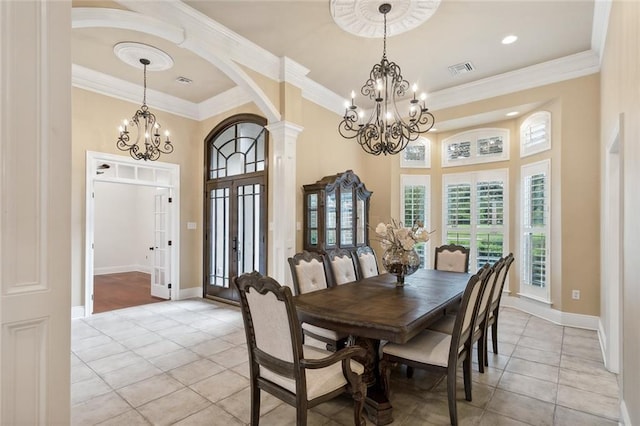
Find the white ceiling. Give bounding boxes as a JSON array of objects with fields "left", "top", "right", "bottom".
[{"left": 71, "top": 0, "right": 603, "bottom": 130}]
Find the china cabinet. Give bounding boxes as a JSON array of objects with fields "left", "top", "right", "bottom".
[{"left": 302, "top": 170, "right": 372, "bottom": 252}]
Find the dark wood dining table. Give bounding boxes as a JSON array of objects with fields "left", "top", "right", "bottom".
[{"left": 294, "top": 268, "right": 471, "bottom": 425}]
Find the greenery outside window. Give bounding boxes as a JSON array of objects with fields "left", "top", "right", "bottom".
[
  {"left": 400, "top": 175, "right": 430, "bottom": 268},
  {"left": 520, "top": 159, "right": 551, "bottom": 302},
  {"left": 443, "top": 169, "right": 508, "bottom": 271}
]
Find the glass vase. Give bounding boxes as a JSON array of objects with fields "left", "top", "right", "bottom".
[{"left": 382, "top": 246, "right": 420, "bottom": 287}]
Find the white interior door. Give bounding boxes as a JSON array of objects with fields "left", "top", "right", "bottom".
[{"left": 151, "top": 188, "right": 171, "bottom": 299}]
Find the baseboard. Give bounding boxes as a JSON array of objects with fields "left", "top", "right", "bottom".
[
  {"left": 621, "top": 399, "right": 631, "bottom": 425},
  {"left": 71, "top": 305, "right": 86, "bottom": 319},
  {"left": 179, "top": 286, "right": 202, "bottom": 300},
  {"left": 598, "top": 319, "right": 608, "bottom": 365},
  {"left": 501, "top": 294, "right": 599, "bottom": 329},
  {"left": 94, "top": 265, "right": 152, "bottom": 275}
]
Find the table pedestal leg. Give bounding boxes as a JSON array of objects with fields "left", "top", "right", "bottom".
[{"left": 353, "top": 337, "right": 393, "bottom": 425}]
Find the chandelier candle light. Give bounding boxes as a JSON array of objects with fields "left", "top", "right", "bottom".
[
  {"left": 338, "top": 3, "right": 435, "bottom": 156},
  {"left": 117, "top": 58, "right": 174, "bottom": 161}
]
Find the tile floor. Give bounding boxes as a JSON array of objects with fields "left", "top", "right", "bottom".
[{"left": 71, "top": 299, "right": 620, "bottom": 425}]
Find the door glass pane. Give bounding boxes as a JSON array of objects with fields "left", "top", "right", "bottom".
[
  {"left": 356, "top": 198, "right": 365, "bottom": 245},
  {"left": 237, "top": 183, "right": 261, "bottom": 274},
  {"left": 210, "top": 187, "right": 230, "bottom": 288}
]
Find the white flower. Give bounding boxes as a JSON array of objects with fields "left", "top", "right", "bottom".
[{"left": 374, "top": 219, "right": 433, "bottom": 252}]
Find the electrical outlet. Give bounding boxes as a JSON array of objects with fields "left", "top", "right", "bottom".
[{"left": 572, "top": 290, "right": 581, "bottom": 300}]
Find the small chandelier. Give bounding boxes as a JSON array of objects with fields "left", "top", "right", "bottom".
[
  {"left": 338, "top": 3, "right": 435, "bottom": 156},
  {"left": 117, "top": 58, "right": 174, "bottom": 161}
]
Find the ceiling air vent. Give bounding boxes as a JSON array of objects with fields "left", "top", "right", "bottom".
[
  {"left": 175, "top": 76, "right": 193, "bottom": 85},
  {"left": 448, "top": 61, "right": 475, "bottom": 76}
]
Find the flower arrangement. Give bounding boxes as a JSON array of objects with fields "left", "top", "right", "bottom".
[{"left": 375, "top": 219, "right": 431, "bottom": 252}]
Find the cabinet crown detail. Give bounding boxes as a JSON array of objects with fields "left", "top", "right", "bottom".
[{"left": 302, "top": 170, "right": 372, "bottom": 252}]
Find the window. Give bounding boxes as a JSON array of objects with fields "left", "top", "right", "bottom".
[
  {"left": 442, "top": 128, "right": 509, "bottom": 167},
  {"left": 400, "top": 137, "right": 431, "bottom": 168},
  {"left": 520, "top": 111, "right": 551, "bottom": 157},
  {"left": 401, "top": 175, "right": 430, "bottom": 268},
  {"left": 520, "top": 160, "right": 551, "bottom": 302},
  {"left": 443, "top": 169, "right": 508, "bottom": 270}
]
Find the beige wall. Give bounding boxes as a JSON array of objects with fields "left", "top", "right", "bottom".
[
  {"left": 600, "top": 1, "right": 640, "bottom": 422},
  {"left": 73, "top": 62, "right": 600, "bottom": 321},
  {"left": 72, "top": 88, "right": 202, "bottom": 307}
]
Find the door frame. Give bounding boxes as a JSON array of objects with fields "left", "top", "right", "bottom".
[{"left": 85, "top": 151, "right": 180, "bottom": 316}]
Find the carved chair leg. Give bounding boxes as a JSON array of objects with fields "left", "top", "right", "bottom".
[
  {"left": 463, "top": 357, "right": 472, "bottom": 401},
  {"left": 447, "top": 365, "right": 458, "bottom": 426},
  {"left": 406, "top": 365, "right": 414, "bottom": 378},
  {"left": 296, "top": 400, "right": 308, "bottom": 426},
  {"left": 250, "top": 383, "right": 260, "bottom": 426},
  {"left": 477, "top": 332, "right": 485, "bottom": 374}
]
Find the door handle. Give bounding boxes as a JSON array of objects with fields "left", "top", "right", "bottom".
[
  {"left": 149, "top": 247, "right": 154, "bottom": 251},
  {"left": 232, "top": 237, "right": 237, "bottom": 252}
]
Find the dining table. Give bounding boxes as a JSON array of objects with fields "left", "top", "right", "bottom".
[{"left": 294, "top": 268, "right": 471, "bottom": 425}]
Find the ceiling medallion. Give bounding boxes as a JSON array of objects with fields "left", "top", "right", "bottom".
[
  {"left": 113, "top": 42, "right": 174, "bottom": 71},
  {"left": 330, "top": 0, "right": 441, "bottom": 38}
]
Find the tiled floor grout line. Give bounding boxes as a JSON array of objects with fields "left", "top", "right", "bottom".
[{"left": 71, "top": 302, "right": 620, "bottom": 425}]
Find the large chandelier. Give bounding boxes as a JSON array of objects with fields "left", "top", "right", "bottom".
[
  {"left": 117, "top": 58, "right": 174, "bottom": 161},
  {"left": 338, "top": 3, "right": 435, "bottom": 156}
]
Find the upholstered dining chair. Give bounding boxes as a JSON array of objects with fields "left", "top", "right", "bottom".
[
  {"left": 326, "top": 248, "right": 358, "bottom": 285},
  {"left": 236, "top": 272, "right": 367, "bottom": 426},
  {"left": 354, "top": 246, "right": 379, "bottom": 279},
  {"left": 483, "top": 253, "right": 515, "bottom": 365},
  {"left": 288, "top": 251, "right": 349, "bottom": 351},
  {"left": 428, "top": 260, "right": 502, "bottom": 373},
  {"left": 380, "top": 266, "right": 490, "bottom": 426},
  {"left": 434, "top": 244, "right": 470, "bottom": 273}
]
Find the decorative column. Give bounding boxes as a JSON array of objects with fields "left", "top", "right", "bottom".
[{"left": 265, "top": 120, "right": 303, "bottom": 287}]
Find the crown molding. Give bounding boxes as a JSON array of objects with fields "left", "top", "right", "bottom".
[
  {"left": 72, "top": 7, "right": 184, "bottom": 43},
  {"left": 75, "top": 2, "right": 602, "bottom": 122},
  {"left": 72, "top": 64, "right": 198, "bottom": 119},
  {"left": 197, "top": 86, "right": 253, "bottom": 121}
]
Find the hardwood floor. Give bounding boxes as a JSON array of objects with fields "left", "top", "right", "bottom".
[{"left": 93, "top": 271, "right": 165, "bottom": 314}]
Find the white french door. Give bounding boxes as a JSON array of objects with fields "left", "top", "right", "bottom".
[{"left": 151, "top": 189, "right": 172, "bottom": 299}]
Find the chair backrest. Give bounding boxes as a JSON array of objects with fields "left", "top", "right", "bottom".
[
  {"left": 477, "top": 259, "right": 505, "bottom": 322},
  {"left": 450, "top": 266, "right": 491, "bottom": 358},
  {"left": 355, "top": 246, "right": 379, "bottom": 279},
  {"left": 490, "top": 253, "right": 514, "bottom": 311},
  {"left": 434, "top": 244, "right": 470, "bottom": 273},
  {"left": 326, "top": 248, "right": 358, "bottom": 285},
  {"left": 288, "top": 251, "right": 331, "bottom": 295},
  {"left": 236, "top": 272, "right": 303, "bottom": 381}
]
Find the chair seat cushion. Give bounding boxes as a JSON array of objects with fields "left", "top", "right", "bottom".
[
  {"left": 428, "top": 314, "right": 456, "bottom": 334},
  {"left": 261, "top": 345, "right": 364, "bottom": 401},
  {"left": 302, "top": 323, "right": 347, "bottom": 340},
  {"left": 382, "top": 330, "right": 451, "bottom": 367}
]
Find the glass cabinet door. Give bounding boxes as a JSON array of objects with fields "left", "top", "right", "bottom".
[
  {"left": 356, "top": 197, "right": 365, "bottom": 245},
  {"left": 307, "top": 193, "right": 319, "bottom": 247},
  {"left": 340, "top": 188, "right": 354, "bottom": 246},
  {"left": 326, "top": 190, "right": 337, "bottom": 247}
]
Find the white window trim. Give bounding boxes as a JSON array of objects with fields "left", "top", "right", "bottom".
[
  {"left": 442, "top": 169, "right": 509, "bottom": 271},
  {"left": 400, "top": 137, "right": 431, "bottom": 169},
  {"left": 442, "top": 128, "right": 510, "bottom": 168},
  {"left": 400, "top": 174, "right": 431, "bottom": 268},
  {"left": 519, "top": 159, "right": 551, "bottom": 302},
  {"left": 520, "top": 111, "right": 551, "bottom": 158}
]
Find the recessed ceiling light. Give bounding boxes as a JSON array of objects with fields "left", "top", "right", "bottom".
[
  {"left": 176, "top": 76, "right": 193, "bottom": 85},
  {"left": 502, "top": 35, "right": 518, "bottom": 45},
  {"left": 506, "top": 111, "right": 519, "bottom": 117}
]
